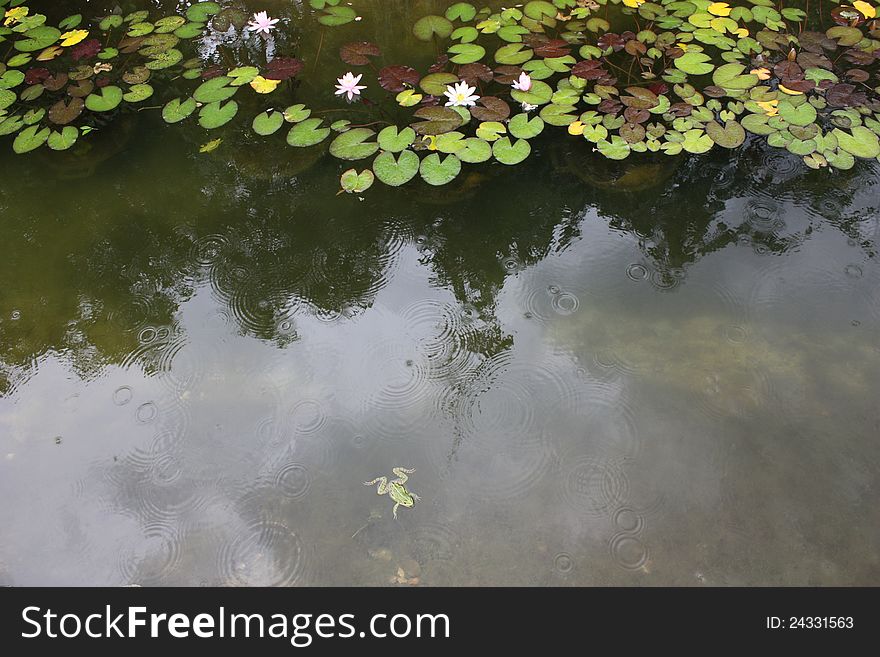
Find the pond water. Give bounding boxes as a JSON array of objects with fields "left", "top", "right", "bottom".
[{"left": 1, "top": 1, "right": 879, "bottom": 586}]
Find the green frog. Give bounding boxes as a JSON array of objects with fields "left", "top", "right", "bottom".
[{"left": 364, "top": 467, "right": 420, "bottom": 519}]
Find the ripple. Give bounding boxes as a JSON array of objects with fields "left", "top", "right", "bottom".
[
  {"left": 560, "top": 456, "right": 630, "bottom": 517},
  {"left": 136, "top": 401, "right": 158, "bottom": 424},
  {"left": 844, "top": 264, "right": 864, "bottom": 279},
  {"left": 137, "top": 326, "right": 159, "bottom": 344},
  {"left": 649, "top": 268, "right": 682, "bottom": 291},
  {"left": 273, "top": 462, "right": 311, "bottom": 499},
  {"left": 625, "top": 263, "right": 649, "bottom": 282},
  {"left": 500, "top": 254, "right": 524, "bottom": 274},
  {"left": 612, "top": 507, "right": 645, "bottom": 534},
  {"left": 554, "top": 552, "right": 574, "bottom": 573},
  {"left": 190, "top": 233, "right": 230, "bottom": 268},
  {"left": 696, "top": 367, "right": 773, "bottom": 421},
  {"left": 117, "top": 525, "right": 182, "bottom": 585},
  {"left": 762, "top": 150, "right": 798, "bottom": 177},
  {"left": 10, "top": 310, "right": 21, "bottom": 320},
  {"left": 406, "top": 523, "right": 461, "bottom": 564},
  {"left": 289, "top": 399, "right": 327, "bottom": 435},
  {"left": 609, "top": 532, "right": 649, "bottom": 570},
  {"left": 113, "top": 385, "right": 133, "bottom": 406},
  {"left": 400, "top": 299, "right": 483, "bottom": 381},
  {"left": 218, "top": 520, "right": 307, "bottom": 586},
  {"left": 551, "top": 291, "right": 580, "bottom": 316},
  {"left": 745, "top": 199, "right": 783, "bottom": 232},
  {"left": 721, "top": 324, "right": 748, "bottom": 344}
]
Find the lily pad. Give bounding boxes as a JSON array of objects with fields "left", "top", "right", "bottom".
[
  {"left": 252, "top": 110, "right": 284, "bottom": 136},
  {"left": 186, "top": 2, "right": 221, "bottom": 23},
  {"left": 193, "top": 76, "right": 237, "bottom": 103},
  {"left": 420, "top": 153, "right": 461, "bottom": 185},
  {"left": 413, "top": 15, "right": 454, "bottom": 41},
  {"left": 834, "top": 126, "right": 880, "bottom": 159},
  {"left": 47, "top": 126, "right": 79, "bottom": 151},
  {"left": 329, "top": 128, "right": 379, "bottom": 160},
  {"left": 283, "top": 104, "right": 311, "bottom": 123},
  {"left": 228, "top": 66, "right": 260, "bottom": 86},
  {"left": 340, "top": 168, "right": 374, "bottom": 193},
  {"left": 420, "top": 72, "right": 459, "bottom": 96},
  {"left": 596, "top": 136, "right": 631, "bottom": 160},
  {"left": 448, "top": 43, "right": 486, "bottom": 64},
  {"left": 509, "top": 113, "right": 545, "bottom": 139},
  {"left": 84, "top": 86, "right": 123, "bottom": 112},
  {"left": 15, "top": 27, "right": 61, "bottom": 53},
  {"left": 446, "top": 3, "right": 478, "bottom": 22},
  {"left": 287, "top": 118, "right": 331, "bottom": 147},
  {"left": 162, "top": 97, "right": 197, "bottom": 124},
  {"left": 674, "top": 52, "right": 715, "bottom": 76},
  {"left": 318, "top": 6, "right": 358, "bottom": 27},
  {"left": 377, "top": 125, "right": 416, "bottom": 152},
  {"left": 373, "top": 150, "right": 420, "bottom": 186},
  {"left": 198, "top": 100, "right": 238, "bottom": 129},
  {"left": 411, "top": 106, "right": 462, "bottom": 136},
  {"left": 123, "top": 84, "right": 153, "bottom": 103},
  {"left": 778, "top": 100, "right": 817, "bottom": 127},
  {"left": 456, "top": 137, "right": 493, "bottom": 163},
  {"left": 705, "top": 119, "right": 745, "bottom": 148},
  {"left": 492, "top": 137, "right": 531, "bottom": 165},
  {"left": 12, "top": 124, "right": 49, "bottom": 153}
]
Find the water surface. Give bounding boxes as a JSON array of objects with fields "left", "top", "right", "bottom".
[{"left": 1, "top": 0, "right": 879, "bottom": 586}]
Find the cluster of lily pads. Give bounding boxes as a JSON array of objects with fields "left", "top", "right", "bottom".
[{"left": 3, "top": 0, "right": 880, "bottom": 191}]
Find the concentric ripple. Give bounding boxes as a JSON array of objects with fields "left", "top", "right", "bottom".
[
  {"left": 560, "top": 456, "right": 630, "bottom": 517},
  {"left": 218, "top": 520, "right": 307, "bottom": 587}
]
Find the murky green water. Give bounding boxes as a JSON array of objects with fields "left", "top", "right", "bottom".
[{"left": 1, "top": 1, "right": 879, "bottom": 586}]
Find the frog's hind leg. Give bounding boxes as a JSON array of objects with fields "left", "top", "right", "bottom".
[
  {"left": 392, "top": 502, "right": 400, "bottom": 520},
  {"left": 391, "top": 467, "right": 415, "bottom": 484},
  {"left": 364, "top": 476, "right": 389, "bottom": 495}
]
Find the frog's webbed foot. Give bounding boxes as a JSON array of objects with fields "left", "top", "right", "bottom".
[
  {"left": 411, "top": 492, "right": 421, "bottom": 502},
  {"left": 364, "top": 476, "right": 388, "bottom": 494},
  {"left": 391, "top": 467, "right": 415, "bottom": 484}
]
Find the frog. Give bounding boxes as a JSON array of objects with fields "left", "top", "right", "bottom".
[{"left": 364, "top": 467, "right": 420, "bottom": 519}]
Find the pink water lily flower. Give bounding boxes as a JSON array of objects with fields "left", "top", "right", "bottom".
[
  {"left": 335, "top": 72, "right": 367, "bottom": 101},
  {"left": 247, "top": 11, "right": 279, "bottom": 35},
  {"left": 512, "top": 72, "right": 532, "bottom": 92},
  {"left": 444, "top": 81, "right": 480, "bottom": 108}
]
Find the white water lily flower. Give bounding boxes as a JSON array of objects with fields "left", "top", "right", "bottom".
[
  {"left": 511, "top": 72, "right": 532, "bottom": 92},
  {"left": 444, "top": 81, "right": 480, "bottom": 107},
  {"left": 521, "top": 102, "right": 538, "bottom": 112},
  {"left": 247, "top": 11, "right": 280, "bottom": 35},
  {"left": 335, "top": 71, "right": 367, "bottom": 101}
]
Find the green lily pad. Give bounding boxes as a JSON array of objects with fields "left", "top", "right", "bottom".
[
  {"left": 287, "top": 118, "right": 330, "bottom": 147},
  {"left": 448, "top": 43, "right": 486, "bottom": 64},
  {"left": 283, "top": 104, "right": 311, "bottom": 123},
  {"left": 198, "top": 100, "right": 238, "bottom": 129},
  {"left": 492, "top": 137, "right": 531, "bottom": 165},
  {"left": 174, "top": 22, "right": 205, "bottom": 39},
  {"left": 413, "top": 15, "right": 454, "bottom": 41},
  {"left": 741, "top": 113, "right": 775, "bottom": 136},
  {"left": 681, "top": 129, "right": 714, "bottom": 154},
  {"left": 476, "top": 121, "right": 506, "bottom": 141},
  {"left": 778, "top": 100, "right": 817, "bottom": 127},
  {"left": 0, "top": 89, "right": 16, "bottom": 111},
  {"left": 435, "top": 131, "right": 466, "bottom": 153},
  {"left": 145, "top": 48, "right": 183, "bottom": 70},
  {"left": 834, "top": 126, "right": 880, "bottom": 159},
  {"left": 162, "top": 97, "right": 197, "bottom": 123},
  {"left": 0, "top": 115, "right": 24, "bottom": 137},
  {"left": 252, "top": 110, "right": 284, "bottom": 136},
  {"left": 451, "top": 26, "right": 479, "bottom": 43},
  {"left": 155, "top": 16, "right": 186, "bottom": 33},
  {"left": 411, "top": 106, "right": 462, "bottom": 136},
  {"left": 420, "top": 153, "right": 461, "bottom": 185},
  {"left": 373, "top": 150, "right": 420, "bottom": 186},
  {"left": 14, "top": 26, "right": 61, "bottom": 53},
  {"left": 511, "top": 80, "right": 553, "bottom": 106},
  {"left": 596, "top": 136, "right": 631, "bottom": 160},
  {"left": 186, "top": 2, "right": 221, "bottom": 23},
  {"left": 0, "top": 70, "right": 24, "bottom": 90},
  {"left": 446, "top": 3, "right": 478, "bottom": 22},
  {"left": 540, "top": 104, "right": 578, "bottom": 126},
  {"left": 6, "top": 53, "right": 32, "bottom": 67},
  {"left": 99, "top": 15, "right": 124, "bottom": 30},
  {"left": 84, "top": 86, "right": 123, "bottom": 112},
  {"left": 420, "top": 72, "right": 460, "bottom": 96},
  {"left": 705, "top": 120, "right": 745, "bottom": 148},
  {"left": 128, "top": 22, "right": 155, "bottom": 38},
  {"left": 12, "top": 124, "right": 49, "bottom": 153},
  {"left": 456, "top": 137, "right": 492, "bottom": 163},
  {"left": 193, "top": 76, "right": 237, "bottom": 103},
  {"left": 495, "top": 43, "right": 534, "bottom": 66},
  {"left": 674, "top": 52, "right": 715, "bottom": 76},
  {"left": 340, "top": 168, "right": 374, "bottom": 193},
  {"left": 509, "top": 113, "right": 545, "bottom": 139},
  {"left": 123, "top": 84, "right": 153, "bottom": 103},
  {"left": 47, "top": 126, "right": 78, "bottom": 151},
  {"left": 22, "top": 108, "right": 44, "bottom": 125},
  {"left": 318, "top": 6, "right": 357, "bottom": 27},
  {"left": 377, "top": 125, "right": 416, "bottom": 152},
  {"left": 228, "top": 66, "right": 259, "bottom": 86},
  {"left": 329, "top": 128, "right": 379, "bottom": 160}
]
